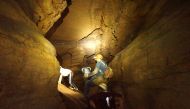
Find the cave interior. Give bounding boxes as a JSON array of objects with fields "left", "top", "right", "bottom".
[{"left": 0, "top": 0, "right": 190, "bottom": 109}]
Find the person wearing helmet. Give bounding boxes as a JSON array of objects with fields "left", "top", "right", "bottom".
[{"left": 84, "top": 54, "right": 108, "bottom": 97}]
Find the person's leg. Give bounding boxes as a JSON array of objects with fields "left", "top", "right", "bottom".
[{"left": 84, "top": 79, "right": 95, "bottom": 98}]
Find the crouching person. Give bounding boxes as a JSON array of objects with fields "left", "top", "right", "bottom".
[{"left": 58, "top": 66, "right": 78, "bottom": 90}]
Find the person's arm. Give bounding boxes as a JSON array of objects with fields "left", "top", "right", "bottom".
[
  {"left": 89, "top": 67, "right": 99, "bottom": 76},
  {"left": 68, "top": 71, "right": 72, "bottom": 85},
  {"left": 89, "top": 62, "right": 100, "bottom": 76},
  {"left": 58, "top": 74, "right": 62, "bottom": 84}
]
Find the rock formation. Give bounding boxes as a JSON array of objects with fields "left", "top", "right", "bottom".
[
  {"left": 0, "top": 0, "right": 68, "bottom": 109},
  {"left": 109, "top": 0, "right": 190, "bottom": 109},
  {"left": 0, "top": 0, "right": 190, "bottom": 109},
  {"left": 50, "top": 0, "right": 190, "bottom": 109}
]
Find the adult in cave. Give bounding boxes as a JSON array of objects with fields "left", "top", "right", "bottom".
[
  {"left": 84, "top": 54, "right": 108, "bottom": 98},
  {"left": 58, "top": 66, "right": 78, "bottom": 90}
]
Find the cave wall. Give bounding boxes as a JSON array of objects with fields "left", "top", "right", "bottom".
[
  {"left": 0, "top": 0, "right": 67, "bottom": 109},
  {"left": 51, "top": 0, "right": 176, "bottom": 67},
  {"left": 48, "top": 1, "right": 190, "bottom": 109},
  {"left": 50, "top": 0, "right": 154, "bottom": 68},
  {"left": 15, "top": 0, "right": 67, "bottom": 34},
  {"left": 46, "top": 1, "right": 190, "bottom": 109},
  {"left": 110, "top": 0, "right": 190, "bottom": 109},
  {"left": 3, "top": 0, "right": 188, "bottom": 108}
]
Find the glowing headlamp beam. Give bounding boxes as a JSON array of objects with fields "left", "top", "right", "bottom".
[{"left": 80, "top": 39, "right": 101, "bottom": 50}]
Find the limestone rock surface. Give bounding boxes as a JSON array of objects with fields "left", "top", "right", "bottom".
[
  {"left": 0, "top": 0, "right": 68, "bottom": 109},
  {"left": 15, "top": 0, "right": 67, "bottom": 34},
  {"left": 49, "top": 1, "right": 190, "bottom": 108},
  {"left": 109, "top": 0, "right": 190, "bottom": 109}
]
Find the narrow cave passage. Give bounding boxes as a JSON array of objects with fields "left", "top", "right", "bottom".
[{"left": 0, "top": 0, "right": 190, "bottom": 109}]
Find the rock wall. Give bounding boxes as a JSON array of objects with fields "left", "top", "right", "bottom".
[
  {"left": 15, "top": 0, "right": 67, "bottom": 34},
  {"left": 52, "top": 0, "right": 189, "bottom": 65},
  {"left": 88, "top": 0, "right": 155, "bottom": 57},
  {"left": 48, "top": 2, "right": 190, "bottom": 109},
  {"left": 0, "top": 0, "right": 67, "bottom": 109},
  {"left": 110, "top": 0, "right": 190, "bottom": 109}
]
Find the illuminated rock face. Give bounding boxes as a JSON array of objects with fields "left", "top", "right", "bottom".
[
  {"left": 53, "top": 0, "right": 190, "bottom": 67},
  {"left": 51, "top": 2, "right": 190, "bottom": 109},
  {"left": 109, "top": 1, "right": 190, "bottom": 109},
  {"left": 50, "top": 1, "right": 190, "bottom": 109},
  {"left": 0, "top": 0, "right": 189, "bottom": 109},
  {"left": 0, "top": 0, "right": 67, "bottom": 109},
  {"left": 15, "top": 0, "right": 67, "bottom": 34}
]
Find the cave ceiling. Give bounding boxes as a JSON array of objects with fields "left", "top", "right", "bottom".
[
  {"left": 48, "top": 0, "right": 167, "bottom": 69},
  {"left": 49, "top": 0, "right": 111, "bottom": 68}
]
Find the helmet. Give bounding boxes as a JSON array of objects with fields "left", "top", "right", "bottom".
[
  {"left": 93, "top": 54, "right": 103, "bottom": 60},
  {"left": 99, "top": 83, "right": 107, "bottom": 91}
]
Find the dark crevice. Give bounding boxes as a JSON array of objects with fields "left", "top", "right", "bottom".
[
  {"left": 79, "top": 28, "right": 102, "bottom": 41},
  {"left": 45, "top": 7, "right": 70, "bottom": 39},
  {"left": 45, "top": 0, "right": 73, "bottom": 39}
]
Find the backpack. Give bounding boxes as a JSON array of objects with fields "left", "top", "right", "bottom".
[
  {"left": 92, "top": 67, "right": 113, "bottom": 86},
  {"left": 104, "top": 67, "right": 113, "bottom": 79}
]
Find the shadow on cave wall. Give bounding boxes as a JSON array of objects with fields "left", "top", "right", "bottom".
[{"left": 45, "top": 0, "right": 72, "bottom": 39}]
